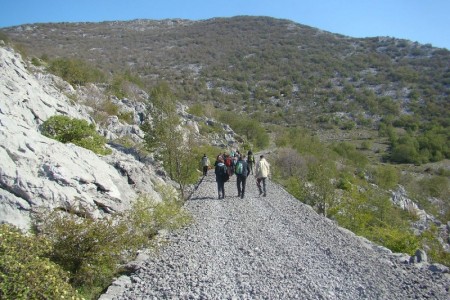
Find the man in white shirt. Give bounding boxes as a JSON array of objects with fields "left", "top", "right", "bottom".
[{"left": 255, "top": 155, "right": 270, "bottom": 197}]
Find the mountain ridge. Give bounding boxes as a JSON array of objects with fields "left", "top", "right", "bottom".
[{"left": 2, "top": 16, "right": 448, "bottom": 152}]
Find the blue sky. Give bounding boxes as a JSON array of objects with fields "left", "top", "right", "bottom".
[{"left": 1, "top": 0, "right": 449, "bottom": 49}]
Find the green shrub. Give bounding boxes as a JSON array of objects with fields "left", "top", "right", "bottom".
[
  {"left": 108, "top": 71, "right": 144, "bottom": 99},
  {"left": 48, "top": 58, "right": 105, "bottom": 86},
  {"left": 118, "top": 111, "right": 135, "bottom": 124},
  {"left": 360, "top": 140, "right": 373, "bottom": 150},
  {"left": 333, "top": 187, "right": 419, "bottom": 254},
  {"left": 187, "top": 103, "right": 204, "bottom": 117},
  {"left": 102, "top": 100, "right": 120, "bottom": 116},
  {"left": 373, "top": 164, "right": 400, "bottom": 190},
  {"left": 0, "top": 224, "right": 80, "bottom": 300},
  {"left": 418, "top": 176, "right": 450, "bottom": 200},
  {"left": 31, "top": 57, "right": 43, "bottom": 67},
  {"left": 390, "top": 143, "right": 420, "bottom": 164},
  {"left": 41, "top": 115, "right": 112, "bottom": 155},
  {"left": 420, "top": 225, "right": 450, "bottom": 266},
  {"left": 332, "top": 142, "right": 368, "bottom": 167},
  {"left": 365, "top": 226, "right": 419, "bottom": 254},
  {"left": 198, "top": 121, "right": 224, "bottom": 135},
  {"left": 217, "top": 111, "right": 269, "bottom": 150},
  {"left": 0, "top": 30, "right": 9, "bottom": 43},
  {"left": 35, "top": 210, "right": 133, "bottom": 297},
  {"left": 35, "top": 187, "right": 191, "bottom": 299}
]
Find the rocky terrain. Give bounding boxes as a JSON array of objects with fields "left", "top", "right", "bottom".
[
  {"left": 101, "top": 173, "right": 450, "bottom": 299},
  {"left": 0, "top": 44, "right": 169, "bottom": 229},
  {"left": 0, "top": 43, "right": 241, "bottom": 230}
]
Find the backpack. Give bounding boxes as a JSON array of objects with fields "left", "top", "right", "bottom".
[
  {"left": 235, "top": 161, "right": 243, "bottom": 175},
  {"left": 248, "top": 154, "right": 254, "bottom": 163},
  {"left": 223, "top": 165, "right": 230, "bottom": 182}
]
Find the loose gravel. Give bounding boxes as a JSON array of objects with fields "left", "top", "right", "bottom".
[{"left": 102, "top": 173, "right": 450, "bottom": 299}]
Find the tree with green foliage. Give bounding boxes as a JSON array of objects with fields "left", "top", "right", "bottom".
[
  {"left": 142, "top": 82, "right": 199, "bottom": 199},
  {"left": 304, "top": 159, "right": 337, "bottom": 217}
]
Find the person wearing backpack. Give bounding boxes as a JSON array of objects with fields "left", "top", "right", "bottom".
[
  {"left": 201, "top": 154, "right": 210, "bottom": 176},
  {"left": 224, "top": 154, "right": 233, "bottom": 177},
  {"left": 247, "top": 150, "right": 255, "bottom": 175},
  {"left": 214, "top": 157, "right": 228, "bottom": 199},
  {"left": 255, "top": 155, "right": 270, "bottom": 197},
  {"left": 235, "top": 155, "right": 250, "bottom": 199}
]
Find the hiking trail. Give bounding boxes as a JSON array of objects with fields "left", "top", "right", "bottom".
[{"left": 101, "top": 173, "right": 450, "bottom": 299}]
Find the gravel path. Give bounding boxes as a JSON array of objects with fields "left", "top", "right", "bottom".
[{"left": 103, "top": 173, "right": 450, "bottom": 299}]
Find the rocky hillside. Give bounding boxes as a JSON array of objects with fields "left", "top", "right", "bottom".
[
  {"left": 0, "top": 42, "right": 243, "bottom": 230},
  {"left": 0, "top": 44, "right": 164, "bottom": 229}
]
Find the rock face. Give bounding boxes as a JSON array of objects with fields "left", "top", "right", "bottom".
[{"left": 0, "top": 46, "right": 165, "bottom": 229}]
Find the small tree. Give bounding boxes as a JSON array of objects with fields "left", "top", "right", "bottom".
[
  {"left": 142, "top": 82, "right": 199, "bottom": 198},
  {"left": 300, "top": 159, "right": 337, "bottom": 217}
]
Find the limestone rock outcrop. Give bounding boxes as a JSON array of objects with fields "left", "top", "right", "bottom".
[{"left": 0, "top": 46, "right": 164, "bottom": 230}]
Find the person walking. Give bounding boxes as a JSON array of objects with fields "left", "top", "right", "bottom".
[
  {"left": 201, "top": 154, "right": 210, "bottom": 176},
  {"left": 235, "top": 155, "right": 250, "bottom": 199},
  {"left": 214, "top": 157, "right": 228, "bottom": 199},
  {"left": 247, "top": 150, "right": 255, "bottom": 175},
  {"left": 255, "top": 155, "right": 270, "bottom": 197}
]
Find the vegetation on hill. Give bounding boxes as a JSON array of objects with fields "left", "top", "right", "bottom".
[
  {"left": 0, "top": 187, "right": 190, "bottom": 299},
  {"left": 271, "top": 126, "right": 449, "bottom": 266},
  {"left": 3, "top": 16, "right": 448, "bottom": 162}
]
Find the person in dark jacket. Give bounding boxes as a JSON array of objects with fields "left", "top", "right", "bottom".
[
  {"left": 247, "top": 150, "right": 255, "bottom": 175},
  {"left": 235, "top": 155, "right": 250, "bottom": 199},
  {"left": 214, "top": 157, "right": 228, "bottom": 199}
]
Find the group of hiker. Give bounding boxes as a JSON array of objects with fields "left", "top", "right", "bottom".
[{"left": 201, "top": 150, "right": 271, "bottom": 199}]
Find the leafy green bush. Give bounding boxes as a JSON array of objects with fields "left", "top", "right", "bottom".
[
  {"left": 360, "top": 140, "right": 373, "bottom": 150},
  {"left": 198, "top": 121, "right": 224, "bottom": 135},
  {"left": 373, "top": 164, "right": 400, "bottom": 190},
  {"left": 419, "top": 225, "right": 450, "bottom": 266},
  {"left": 48, "top": 58, "right": 105, "bottom": 86},
  {"left": 390, "top": 143, "right": 420, "bottom": 164},
  {"left": 365, "top": 226, "right": 419, "bottom": 254},
  {"left": 217, "top": 111, "right": 269, "bottom": 150},
  {"left": 31, "top": 57, "right": 43, "bottom": 67},
  {"left": 418, "top": 176, "right": 450, "bottom": 201},
  {"left": 41, "top": 115, "right": 112, "bottom": 155},
  {"left": 333, "top": 188, "right": 419, "bottom": 254},
  {"left": 118, "top": 111, "right": 135, "bottom": 124},
  {"left": 108, "top": 71, "right": 144, "bottom": 99},
  {"left": 0, "top": 224, "right": 80, "bottom": 300},
  {"left": 35, "top": 187, "right": 191, "bottom": 299},
  {"left": 332, "top": 142, "right": 368, "bottom": 167}
]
